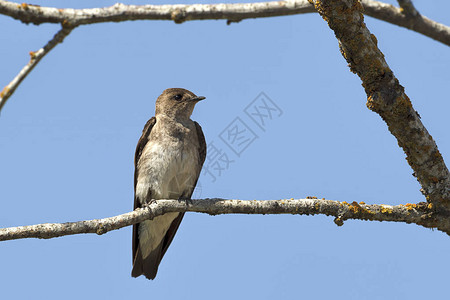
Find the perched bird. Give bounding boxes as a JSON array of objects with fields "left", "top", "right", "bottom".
[{"left": 131, "top": 88, "right": 206, "bottom": 280}]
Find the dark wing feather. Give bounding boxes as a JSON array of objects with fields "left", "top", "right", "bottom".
[
  {"left": 158, "top": 213, "right": 185, "bottom": 265},
  {"left": 132, "top": 117, "right": 156, "bottom": 263},
  {"left": 134, "top": 117, "right": 157, "bottom": 193},
  {"left": 194, "top": 121, "right": 207, "bottom": 176}
]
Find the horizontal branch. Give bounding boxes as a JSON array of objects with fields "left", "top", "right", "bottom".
[
  {"left": 0, "top": 0, "right": 448, "bottom": 46},
  {"left": 0, "top": 1, "right": 316, "bottom": 25},
  {"left": 0, "top": 25, "right": 73, "bottom": 112},
  {"left": 1, "top": 198, "right": 448, "bottom": 242}
]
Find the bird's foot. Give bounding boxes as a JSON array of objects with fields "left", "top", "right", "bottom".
[
  {"left": 178, "top": 197, "right": 193, "bottom": 206},
  {"left": 146, "top": 199, "right": 157, "bottom": 206}
]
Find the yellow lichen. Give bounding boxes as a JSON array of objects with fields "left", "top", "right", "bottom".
[
  {"left": 349, "top": 201, "right": 361, "bottom": 213},
  {"left": 62, "top": 20, "right": 71, "bottom": 27},
  {"left": 380, "top": 205, "right": 393, "bottom": 214},
  {"left": 0, "top": 86, "right": 10, "bottom": 98},
  {"left": 405, "top": 203, "right": 417, "bottom": 210},
  {"left": 334, "top": 217, "right": 344, "bottom": 227}
]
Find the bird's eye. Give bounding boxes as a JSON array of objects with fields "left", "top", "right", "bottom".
[{"left": 173, "top": 94, "right": 182, "bottom": 101}]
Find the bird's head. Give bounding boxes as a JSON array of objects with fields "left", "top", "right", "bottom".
[{"left": 155, "top": 88, "right": 205, "bottom": 121}]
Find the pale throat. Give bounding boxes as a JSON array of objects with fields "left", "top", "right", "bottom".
[{"left": 155, "top": 113, "right": 195, "bottom": 132}]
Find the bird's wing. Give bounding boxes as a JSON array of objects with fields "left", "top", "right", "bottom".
[
  {"left": 158, "top": 121, "right": 207, "bottom": 261},
  {"left": 132, "top": 116, "right": 156, "bottom": 262},
  {"left": 194, "top": 121, "right": 207, "bottom": 176},
  {"left": 134, "top": 117, "right": 156, "bottom": 194}
]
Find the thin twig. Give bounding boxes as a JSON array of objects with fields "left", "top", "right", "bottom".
[
  {"left": 397, "top": 0, "right": 419, "bottom": 17},
  {"left": 361, "top": 0, "right": 449, "bottom": 45},
  {"left": 0, "top": 25, "right": 74, "bottom": 112},
  {"left": 0, "top": 198, "right": 447, "bottom": 242}
]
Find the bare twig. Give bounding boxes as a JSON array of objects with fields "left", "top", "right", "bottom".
[
  {"left": 309, "top": 0, "right": 450, "bottom": 216},
  {"left": 361, "top": 0, "right": 449, "bottom": 45},
  {"left": 397, "top": 0, "right": 419, "bottom": 17},
  {"left": 0, "top": 0, "right": 448, "bottom": 46},
  {"left": 0, "top": 1, "right": 316, "bottom": 25},
  {"left": 0, "top": 198, "right": 448, "bottom": 242},
  {"left": 0, "top": 25, "right": 74, "bottom": 112}
]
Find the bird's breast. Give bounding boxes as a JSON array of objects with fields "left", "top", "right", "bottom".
[{"left": 135, "top": 130, "right": 200, "bottom": 203}]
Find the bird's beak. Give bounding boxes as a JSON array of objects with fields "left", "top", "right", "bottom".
[{"left": 190, "top": 96, "right": 206, "bottom": 102}]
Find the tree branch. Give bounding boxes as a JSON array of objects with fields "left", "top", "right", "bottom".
[
  {"left": 309, "top": 0, "right": 450, "bottom": 217},
  {"left": 1, "top": 198, "right": 448, "bottom": 242},
  {"left": 362, "top": 0, "right": 449, "bottom": 45},
  {"left": 0, "top": 1, "right": 448, "bottom": 46},
  {"left": 0, "top": 25, "right": 74, "bottom": 112},
  {"left": 0, "top": 1, "right": 316, "bottom": 25},
  {"left": 397, "top": 0, "right": 418, "bottom": 17}
]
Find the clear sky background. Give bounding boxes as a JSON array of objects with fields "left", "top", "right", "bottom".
[{"left": 1, "top": 0, "right": 449, "bottom": 299}]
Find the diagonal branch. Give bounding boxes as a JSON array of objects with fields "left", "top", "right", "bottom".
[
  {"left": 309, "top": 0, "right": 450, "bottom": 218},
  {"left": 0, "top": 0, "right": 448, "bottom": 46},
  {"left": 0, "top": 198, "right": 448, "bottom": 242},
  {"left": 0, "top": 25, "right": 74, "bottom": 112}
]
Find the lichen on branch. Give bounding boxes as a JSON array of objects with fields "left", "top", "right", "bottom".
[{"left": 0, "top": 198, "right": 448, "bottom": 242}]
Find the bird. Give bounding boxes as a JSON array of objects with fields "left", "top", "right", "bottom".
[{"left": 131, "top": 88, "right": 206, "bottom": 280}]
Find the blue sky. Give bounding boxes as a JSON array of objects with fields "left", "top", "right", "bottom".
[{"left": 1, "top": 0, "right": 449, "bottom": 299}]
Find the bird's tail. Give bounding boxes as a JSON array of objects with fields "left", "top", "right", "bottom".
[{"left": 131, "top": 243, "right": 162, "bottom": 280}]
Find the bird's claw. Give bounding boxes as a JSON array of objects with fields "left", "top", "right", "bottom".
[
  {"left": 146, "top": 199, "right": 157, "bottom": 206},
  {"left": 178, "top": 197, "right": 193, "bottom": 206}
]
